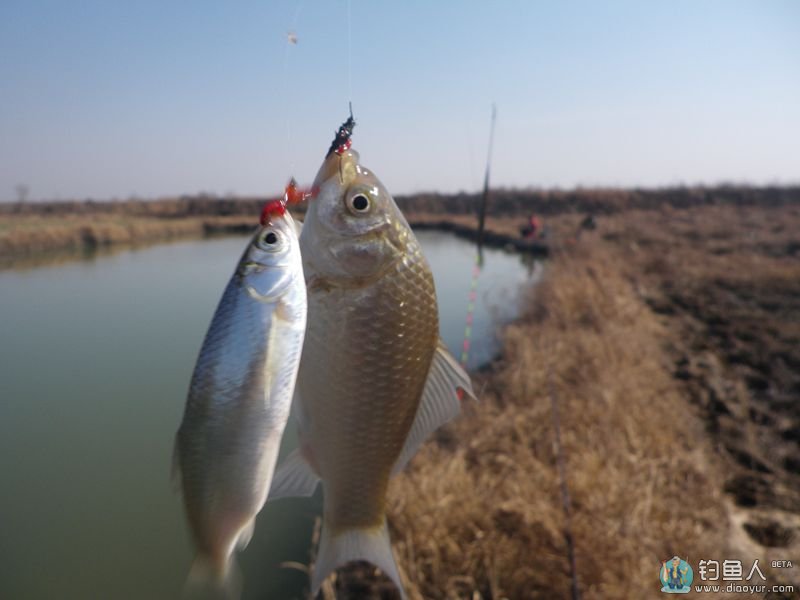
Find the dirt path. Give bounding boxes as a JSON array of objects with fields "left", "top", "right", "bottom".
[
  {"left": 330, "top": 205, "right": 799, "bottom": 598},
  {"left": 600, "top": 204, "right": 800, "bottom": 593}
]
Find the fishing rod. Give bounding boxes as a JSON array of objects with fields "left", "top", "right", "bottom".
[
  {"left": 476, "top": 103, "right": 497, "bottom": 264},
  {"left": 459, "top": 104, "right": 497, "bottom": 369},
  {"left": 549, "top": 368, "right": 581, "bottom": 600}
]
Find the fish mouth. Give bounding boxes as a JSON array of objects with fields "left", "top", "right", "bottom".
[
  {"left": 242, "top": 273, "right": 294, "bottom": 303},
  {"left": 239, "top": 260, "right": 292, "bottom": 274},
  {"left": 323, "top": 219, "right": 394, "bottom": 253},
  {"left": 240, "top": 261, "right": 263, "bottom": 272},
  {"left": 313, "top": 149, "right": 360, "bottom": 190},
  {"left": 244, "top": 283, "right": 286, "bottom": 303}
]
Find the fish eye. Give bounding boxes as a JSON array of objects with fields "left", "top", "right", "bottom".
[
  {"left": 346, "top": 192, "right": 372, "bottom": 214},
  {"left": 257, "top": 229, "right": 282, "bottom": 251}
]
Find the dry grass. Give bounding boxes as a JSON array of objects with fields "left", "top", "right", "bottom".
[
  {"left": 395, "top": 185, "right": 800, "bottom": 217},
  {"left": 0, "top": 214, "right": 257, "bottom": 268},
  {"left": 382, "top": 242, "right": 733, "bottom": 599},
  {"left": 304, "top": 203, "right": 800, "bottom": 598},
  {"left": 597, "top": 205, "right": 800, "bottom": 592},
  {"left": 600, "top": 205, "right": 800, "bottom": 492},
  {"left": 4, "top": 193, "right": 797, "bottom": 597},
  {"left": 3, "top": 185, "right": 798, "bottom": 264}
]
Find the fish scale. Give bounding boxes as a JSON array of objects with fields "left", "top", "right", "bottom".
[{"left": 300, "top": 236, "right": 437, "bottom": 531}]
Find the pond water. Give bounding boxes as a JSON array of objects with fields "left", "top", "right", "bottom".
[{"left": 0, "top": 230, "right": 541, "bottom": 600}]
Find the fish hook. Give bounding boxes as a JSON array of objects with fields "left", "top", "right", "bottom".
[{"left": 328, "top": 103, "right": 356, "bottom": 158}]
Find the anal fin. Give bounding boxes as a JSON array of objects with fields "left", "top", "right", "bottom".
[{"left": 267, "top": 448, "right": 320, "bottom": 500}]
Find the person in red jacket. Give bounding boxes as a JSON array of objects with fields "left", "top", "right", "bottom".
[{"left": 520, "top": 213, "right": 541, "bottom": 239}]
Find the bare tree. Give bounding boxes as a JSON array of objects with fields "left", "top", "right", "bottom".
[{"left": 15, "top": 184, "right": 29, "bottom": 204}]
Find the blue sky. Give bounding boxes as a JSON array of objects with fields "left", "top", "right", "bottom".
[{"left": 0, "top": 1, "right": 798, "bottom": 201}]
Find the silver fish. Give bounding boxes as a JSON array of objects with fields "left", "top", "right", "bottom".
[
  {"left": 269, "top": 138, "right": 474, "bottom": 597},
  {"left": 174, "top": 200, "right": 306, "bottom": 597}
]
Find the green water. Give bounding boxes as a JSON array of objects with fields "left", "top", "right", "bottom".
[{"left": 0, "top": 231, "right": 539, "bottom": 599}]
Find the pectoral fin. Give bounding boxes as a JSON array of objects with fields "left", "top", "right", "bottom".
[{"left": 393, "top": 340, "right": 476, "bottom": 475}]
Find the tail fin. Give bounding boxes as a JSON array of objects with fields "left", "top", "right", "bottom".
[
  {"left": 312, "top": 520, "right": 406, "bottom": 599},
  {"left": 182, "top": 555, "right": 242, "bottom": 600}
]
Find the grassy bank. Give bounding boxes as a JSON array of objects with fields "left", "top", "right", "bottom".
[
  {"left": 2, "top": 185, "right": 798, "bottom": 267},
  {"left": 384, "top": 244, "right": 732, "bottom": 599},
  {"left": 330, "top": 203, "right": 799, "bottom": 599},
  {"left": 0, "top": 213, "right": 259, "bottom": 269},
  {"left": 0, "top": 211, "right": 546, "bottom": 270},
  {"left": 601, "top": 204, "right": 800, "bottom": 561}
]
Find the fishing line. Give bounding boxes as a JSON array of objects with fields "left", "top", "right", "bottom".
[
  {"left": 282, "top": 0, "right": 305, "bottom": 176},
  {"left": 346, "top": 0, "right": 353, "bottom": 105}
]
